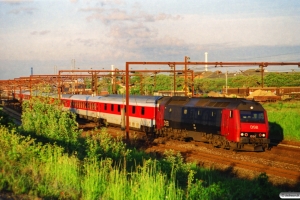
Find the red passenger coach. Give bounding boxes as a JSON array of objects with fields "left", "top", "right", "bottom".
[
  {"left": 96, "top": 95, "right": 161, "bottom": 132},
  {"left": 63, "top": 94, "right": 162, "bottom": 132}
]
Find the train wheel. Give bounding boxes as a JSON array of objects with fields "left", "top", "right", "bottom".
[
  {"left": 211, "top": 136, "right": 220, "bottom": 148},
  {"left": 221, "top": 140, "right": 229, "bottom": 149}
]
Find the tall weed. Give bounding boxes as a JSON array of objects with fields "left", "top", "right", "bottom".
[{"left": 21, "top": 96, "right": 81, "bottom": 148}]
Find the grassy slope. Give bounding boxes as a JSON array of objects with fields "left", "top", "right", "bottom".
[{"left": 263, "top": 101, "right": 300, "bottom": 141}]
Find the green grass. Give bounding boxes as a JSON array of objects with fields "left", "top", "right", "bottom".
[{"left": 263, "top": 101, "right": 300, "bottom": 141}]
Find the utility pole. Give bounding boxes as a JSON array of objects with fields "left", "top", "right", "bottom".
[
  {"left": 184, "top": 56, "right": 190, "bottom": 96},
  {"left": 260, "top": 64, "right": 265, "bottom": 88},
  {"left": 225, "top": 70, "right": 228, "bottom": 94}
]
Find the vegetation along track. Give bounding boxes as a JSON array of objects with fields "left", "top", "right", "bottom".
[
  {"left": 144, "top": 139, "right": 300, "bottom": 185},
  {"left": 3, "top": 106, "right": 300, "bottom": 185},
  {"left": 85, "top": 123, "right": 300, "bottom": 185}
]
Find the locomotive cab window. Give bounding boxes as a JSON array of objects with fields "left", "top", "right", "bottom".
[{"left": 240, "top": 110, "right": 265, "bottom": 123}]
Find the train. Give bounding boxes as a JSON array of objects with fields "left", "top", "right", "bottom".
[
  {"left": 222, "top": 86, "right": 300, "bottom": 98},
  {"left": 13, "top": 90, "right": 270, "bottom": 151}
]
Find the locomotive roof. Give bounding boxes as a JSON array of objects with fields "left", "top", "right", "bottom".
[{"left": 175, "top": 97, "right": 265, "bottom": 110}]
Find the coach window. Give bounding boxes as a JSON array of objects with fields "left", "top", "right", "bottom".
[
  {"left": 141, "top": 107, "right": 145, "bottom": 115},
  {"left": 118, "top": 105, "right": 120, "bottom": 112},
  {"left": 132, "top": 106, "right": 136, "bottom": 114},
  {"left": 111, "top": 104, "right": 114, "bottom": 111},
  {"left": 104, "top": 104, "right": 107, "bottom": 110}
]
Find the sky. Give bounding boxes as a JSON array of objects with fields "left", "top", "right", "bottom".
[{"left": 1, "top": 0, "right": 300, "bottom": 80}]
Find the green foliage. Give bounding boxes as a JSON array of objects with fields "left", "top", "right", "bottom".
[
  {"left": 228, "top": 75, "right": 261, "bottom": 88},
  {"left": 263, "top": 102, "right": 300, "bottom": 140},
  {"left": 194, "top": 78, "right": 225, "bottom": 93},
  {"left": 0, "top": 108, "right": 17, "bottom": 129},
  {"left": 85, "top": 128, "right": 131, "bottom": 161},
  {"left": 160, "top": 150, "right": 194, "bottom": 187},
  {"left": 193, "top": 72, "right": 300, "bottom": 92},
  {"left": 187, "top": 180, "right": 226, "bottom": 200},
  {"left": 0, "top": 127, "right": 36, "bottom": 194},
  {"left": 264, "top": 72, "right": 300, "bottom": 87},
  {"left": 21, "top": 96, "right": 81, "bottom": 148},
  {"left": 109, "top": 72, "right": 300, "bottom": 94}
]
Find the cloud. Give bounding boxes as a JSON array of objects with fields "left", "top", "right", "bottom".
[
  {"left": 30, "top": 30, "right": 51, "bottom": 36},
  {"left": 81, "top": 6, "right": 182, "bottom": 24},
  {"left": 74, "top": 38, "right": 100, "bottom": 47},
  {"left": 108, "top": 23, "right": 156, "bottom": 39},
  {"left": 0, "top": 0, "right": 33, "bottom": 5},
  {"left": 8, "top": 6, "right": 36, "bottom": 15}
]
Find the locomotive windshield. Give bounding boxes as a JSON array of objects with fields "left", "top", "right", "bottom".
[{"left": 240, "top": 110, "right": 265, "bottom": 123}]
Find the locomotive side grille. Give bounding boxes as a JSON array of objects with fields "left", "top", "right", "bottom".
[
  {"left": 206, "top": 101, "right": 230, "bottom": 108},
  {"left": 195, "top": 99, "right": 210, "bottom": 106}
]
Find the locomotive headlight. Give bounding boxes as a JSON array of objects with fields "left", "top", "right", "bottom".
[
  {"left": 262, "top": 133, "right": 265, "bottom": 137},
  {"left": 241, "top": 133, "right": 244, "bottom": 136}
]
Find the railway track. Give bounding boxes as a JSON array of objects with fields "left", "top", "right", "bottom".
[
  {"left": 145, "top": 140, "right": 300, "bottom": 185},
  {"left": 1, "top": 106, "right": 22, "bottom": 125}
]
